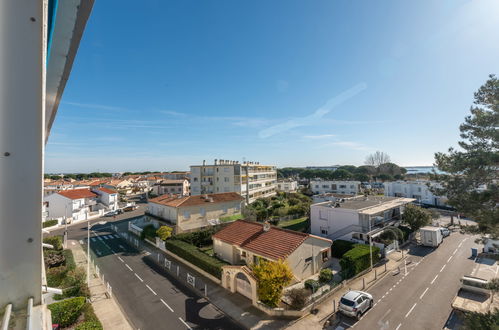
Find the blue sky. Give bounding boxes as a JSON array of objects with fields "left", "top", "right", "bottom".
[{"left": 46, "top": 0, "right": 499, "bottom": 173}]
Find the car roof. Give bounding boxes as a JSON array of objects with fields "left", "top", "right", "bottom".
[{"left": 343, "top": 290, "right": 363, "bottom": 301}]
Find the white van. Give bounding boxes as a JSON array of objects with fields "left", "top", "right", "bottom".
[{"left": 460, "top": 275, "right": 490, "bottom": 294}]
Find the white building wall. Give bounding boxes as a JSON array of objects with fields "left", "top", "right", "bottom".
[
  {"left": 384, "top": 181, "right": 446, "bottom": 206},
  {"left": 310, "top": 203, "right": 360, "bottom": 238},
  {"left": 310, "top": 180, "right": 361, "bottom": 195},
  {"left": 213, "top": 238, "right": 235, "bottom": 263},
  {"left": 287, "top": 237, "right": 331, "bottom": 281}
]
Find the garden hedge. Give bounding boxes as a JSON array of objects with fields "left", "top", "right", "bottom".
[
  {"left": 331, "top": 240, "right": 355, "bottom": 258},
  {"left": 42, "top": 219, "right": 58, "bottom": 228},
  {"left": 48, "top": 297, "right": 86, "bottom": 327},
  {"left": 173, "top": 227, "right": 222, "bottom": 247},
  {"left": 164, "top": 239, "right": 227, "bottom": 278},
  {"left": 43, "top": 236, "right": 63, "bottom": 251},
  {"left": 63, "top": 249, "right": 76, "bottom": 270},
  {"left": 339, "top": 244, "right": 380, "bottom": 279}
]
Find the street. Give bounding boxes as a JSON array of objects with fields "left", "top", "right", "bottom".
[{"left": 334, "top": 232, "right": 478, "bottom": 330}]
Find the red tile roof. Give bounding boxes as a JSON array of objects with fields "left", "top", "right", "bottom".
[
  {"left": 95, "top": 187, "right": 117, "bottom": 194},
  {"left": 58, "top": 189, "right": 98, "bottom": 200},
  {"left": 149, "top": 192, "right": 243, "bottom": 208},
  {"left": 212, "top": 220, "right": 311, "bottom": 260}
]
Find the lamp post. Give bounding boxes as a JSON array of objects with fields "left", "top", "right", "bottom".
[
  {"left": 87, "top": 220, "right": 107, "bottom": 284},
  {"left": 369, "top": 217, "right": 373, "bottom": 270}
]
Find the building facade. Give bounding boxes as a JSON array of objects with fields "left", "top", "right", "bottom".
[
  {"left": 310, "top": 180, "right": 361, "bottom": 195},
  {"left": 276, "top": 180, "right": 299, "bottom": 193},
  {"left": 190, "top": 160, "right": 277, "bottom": 203},
  {"left": 384, "top": 180, "right": 448, "bottom": 207},
  {"left": 147, "top": 192, "right": 244, "bottom": 233},
  {"left": 151, "top": 179, "right": 190, "bottom": 196}
]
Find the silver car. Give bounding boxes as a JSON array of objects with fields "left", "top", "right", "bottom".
[{"left": 338, "top": 290, "right": 373, "bottom": 319}]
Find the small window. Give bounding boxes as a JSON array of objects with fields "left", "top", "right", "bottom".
[
  {"left": 200, "top": 208, "right": 206, "bottom": 216},
  {"left": 183, "top": 211, "right": 190, "bottom": 219},
  {"left": 224, "top": 177, "right": 229, "bottom": 182},
  {"left": 305, "top": 256, "right": 313, "bottom": 263},
  {"left": 241, "top": 251, "right": 246, "bottom": 257}
]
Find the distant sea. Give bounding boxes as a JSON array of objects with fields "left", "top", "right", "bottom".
[{"left": 404, "top": 166, "right": 443, "bottom": 174}]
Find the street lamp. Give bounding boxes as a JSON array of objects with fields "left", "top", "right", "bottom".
[
  {"left": 87, "top": 220, "right": 107, "bottom": 284},
  {"left": 369, "top": 217, "right": 373, "bottom": 270}
]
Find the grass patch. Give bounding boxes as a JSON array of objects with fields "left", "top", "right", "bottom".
[
  {"left": 278, "top": 217, "right": 309, "bottom": 232},
  {"left": 43, "top": 219, "right": 58, "bottom": 228},
  {"left": 219, "top": 213, "right": 244, "bottom": 222}
]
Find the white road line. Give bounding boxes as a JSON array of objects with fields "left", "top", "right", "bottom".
[
  {"left": 381, "top": 308, "right": 392, "bottom": 319},
  {"left": 135, "top": 273, "right": 143, "bottom": 282},
  {"left": 453, "top": 248, "right": 458, "bottom": 255},
  {"left": 103, "top": 235, "right": 109, "bottom": 240},
  {"left": 160, "top": 299, "right": 174, "bottom": 312},
  {"left": 125, "top": 264, "right": 133, "bottom": 271},
  {"left": 458, "top": 242, "right": 463, "bottom": 248},
  {"left": 118, "top": 257, "right": 124, "bottom": 262},
  {"left": 98, "top": 236, "right": 103, "bottom": 241},
  {"left": 114, "top": 234, "right": 120, "bottom": 238},
  {"left": 91, "top": 237, "right": 97, "bottom": 242},
  {"left": 396, "top": 323, "right": 402, "bottom": 330},
  {"left": 110, "top": 249, "right": 116, "bottom": 254},
  {"left": 420, "top": 287, "right": 429, "bottom": 299},
  {"left": 440, "top": 265, "right": 446, "bottom": 273},
  {"left": 146, "top": 284, "right": 157, "bottom": 295},
  {"left": 405, "top": 303, "right": 417, "bottom": 318},
  {"left": 178, "top": 317, "right": 192, "bottom": 330},
  {"left": 447, "top": 256, "right": 453, "bottom": 263},
  {"left": 431, "top": 274, "right": 439, "bottom": 284}
]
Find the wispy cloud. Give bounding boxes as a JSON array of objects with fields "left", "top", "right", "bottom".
[
  {"left": 160, "top": 110, "right": 187, "bottom": 117},
  {"left": 326, "top": 141, "right": 372, "bottom": 151},
  {"left": 258, "top": 82, "right": 367, "bottom": 138},
  {"left": 303, "top": 134, "right": 336, "bottom": 139},
  {"left": 62, "top": 101, "right": 126, "bottom": 112}
]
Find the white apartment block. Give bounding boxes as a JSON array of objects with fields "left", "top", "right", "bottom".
[
  {"left": 190, "top": 159, "right": 277, "bottom": 204},
  {"left": 276, "top": 180, "right": 298, "bottom": 193},
  {"left": 384, "top": 180, "right": 448, "bottom": 207},
  {"left": 310, "top": 180, "right": 361, "bottom": 195}
]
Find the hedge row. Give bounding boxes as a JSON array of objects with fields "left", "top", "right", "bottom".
[
  {"left": 75, "top": 303, "right": 103, "bottom": 330},
  {"left": 331, "top": 240, "right": 355, "bottom": 258},
  {"left": 164, "top": 239, "right": 227, "bottom": 278},
  {"left": 173, "top": 226, "right": 222, "bottom": 247},
  {"left": 63, "top": 249, "right": 76, "bottom": 271},
  {"left": 42, "top": 219, "right": 58, "bottom": 228},
  {"left": 48, "top": 297, "right": 86, "bottom": 327},
  {"left": 44, "top": 236, "right": 63, "bottom": 251},
  {"left": 339, "top": 244, "right": 380, "bottom": 279}
]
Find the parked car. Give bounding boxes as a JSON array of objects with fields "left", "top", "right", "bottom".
[
  {"left": 123, "top": 205, "right": 138, "bottom": 212},
  {"left": 440, "top": 227, "right": 450, "bottom": 238},
  {"left": 338, "top": 290, "right": 373, "bottom": 319},
  {"left": 105, "top": 211, "right": 118, "bottom": 217},
  {"left": 116, "top": 209, "right": 124, "bottom": 214}
]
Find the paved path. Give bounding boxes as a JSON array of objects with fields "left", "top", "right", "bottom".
[{"left": 68, "top": 239, "right": 133, "bottom": 330}]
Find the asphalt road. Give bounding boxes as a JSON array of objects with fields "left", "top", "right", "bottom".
[{"left": 334, "top": 231, "right": 478, "bottom": 330}]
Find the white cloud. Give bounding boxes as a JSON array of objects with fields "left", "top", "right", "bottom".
[{"left": 62, "top": 101, "right": 126, "bottom": 111}]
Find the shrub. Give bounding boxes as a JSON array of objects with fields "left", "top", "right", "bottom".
[
  {"left": 164, "top": 239, "right": 227, "bottom": 278},
  {"left": 44, "top": 236, "right": 63, "bottom": 251},
  {"left": 252, "top": 259, "right": 293, "bottom": 307},
  {"left": 45, "top": 251, "right": 66, "bottom": 268},
  {"left": 173, "top": 227, "right": 221, "bottom": 247},
  {"left": 63, "top": 249, "right": 76, "bottom": 271},
  {"left": 156, "top": 226, "right": 173, "bottom": 241},
  {"left": 304, "top": 279, "right": 320, "bottom": 292},
  {"left": 331, "top": 240, "right": 355, "bottom": 258},
  {"left": 141, "top": 224, "right": 157, "bottom": 241},
  {"left": 339, "top": 244, "right": 380, "bottom": 279},
  {"left": 319, "top": 269, "right": 333, "bottom": 283},
  {"left": 398, "top": 226, "right": 413, "bottom": 241},
  {"left": 75, "top": 321, "right": 103, "bottom": 330},
  {"left": 48, "top": 296, "right": 86, "bottom": 327},
  {"left": 42, "top": 219, "right": 58, "bottom": 228},
  {"left": 74, "top": 303, "right": 103, "bottom": 330},
  {"left": 286, "top": 288, "right": 310, "bottom": 310},
  {"left": 46, "top": 266, "right": 68, "bottom": 287},
  {"left": 60, "top": 267, "right": 89, "bottom": 298}
]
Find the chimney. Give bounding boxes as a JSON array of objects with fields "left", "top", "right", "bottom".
[
  {"left": 203, "top": 160, "right": 206, "bottom": 166},
  {"left": 263, "top": 221, "right": 271, "bottom": 232},
  {"left": 214, "top": 159, "right": 218, "bottom": 165}
]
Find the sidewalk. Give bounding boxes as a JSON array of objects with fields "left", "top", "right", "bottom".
[
  {"left": 68, "top": 240, "right": 133, "bottom": 330},
  {"left": 286, "top": 249, "right": 409, "bottom": 330}
]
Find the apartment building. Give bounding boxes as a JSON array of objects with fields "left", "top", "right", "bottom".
[
  {"left": 310, "top": 180, "right": 361, "bottom": 195},
  {"left": 190, "top": 159, "right": 277, "bottom": 203},
  {"left": 276, "top": 179, "right": 299, "bottom": 193},
  {"left": 384, "top": 180, "right": 448, "bottom": 207}
]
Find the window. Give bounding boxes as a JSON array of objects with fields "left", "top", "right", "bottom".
[
  {"left": 224, "top": 167, "right": 229, "bottom": 173},
  {"left": 193, "top": 177, "right": 198, "bottom": 182},
  {"left": 320, "top": 227, "right": 328, "bottom": 235},
  {"left": 224, "top": 177, "right": 229, "bottom": 182},
  {"left": 200, "top": 208, "right": 206, "bottom": 216},
  {"left": 322, "top": 250, "right": 328, "bottom": 261},
  {"left": 183, "top": 211, "right": 190, "bottom": 219},
  {"left": 241, "top": 251, "right": 246, "bottom": 258},
  {"left": 305, "top": 256, "right": 313, "bottom": 263},
  {"left": 339, "top": 185, "right": 346, "bottom": 189},
  {"left": 315, "top": 185, "right": 319, "bottom": 188},
  {"left": 322, "top": 185, "right": 329, "bottom": 188}
]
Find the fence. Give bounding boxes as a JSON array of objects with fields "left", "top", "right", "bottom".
[
  {"left": 88, "top": 249, "right": 113, "bottom": 300},
  {"left": 109, "top": 224, "right": 212, "bottom": 299}
]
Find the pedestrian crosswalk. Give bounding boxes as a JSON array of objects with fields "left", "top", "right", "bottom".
[{"left": 91, "top": 234, "right": 122, "bottom": 242}]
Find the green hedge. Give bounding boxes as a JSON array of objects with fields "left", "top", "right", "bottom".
[
  {"left": 331, "top": 240, "right": 355, "bottom": 258},
  {"left": 141, "top": 224, "right": 157, "bottom": 241},
  {"left": 304, "top": 279, "right": 320, "bottom": 291},
  {"left": 63, "top": 249, "right": 76, "bottom": 271},
  {"left": 74, "top": 303, "right": 103, "bottom": 330},
  {"left": 44, "top": 236, "right": 63, "bottom": 251},
  {"left": 173, "top": 226, "right": 222, "bottom": 247},
  {"left": 398, "top": 226, "right": 413, "bottom": 241},
  {"left": 164, "top": 239, "right": 227, "bottom": 278},
  {"left": 339, "top": 244, "right": 380, "bottom": 279},
  {"left": 319, "top": 268, "right": 333, "bottom": 283},
  {"left": 48, "top": 297, "right": 86, "bottom": 327},
  {"left": 43, "top": 219, "right": 58, "bottom": 228}
]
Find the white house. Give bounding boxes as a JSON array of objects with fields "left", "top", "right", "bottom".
[
  {"left": 43, "top": 189, "right": 104, "bottom": 222},
  {"left": 384, "top": 180, "right": 448, "bottom": 207},
  {"left": 92, "top": 187, "right": 118, "bottom": 211},
  {"left": 310, "top": 195, "right": 415, "bottom": 243},
  {"left": 151, "top": 179, "right": 190, "bottom": 196},
  {"left": 276, "top": 180, "right": 299, "bottom": 193},
  {"left": 310, "top": 180, "right": 361, "bottom": 195}
]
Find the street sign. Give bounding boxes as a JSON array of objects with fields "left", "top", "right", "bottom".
[{"left": 187, "top": 273, "right": 195, "bottom": 287}]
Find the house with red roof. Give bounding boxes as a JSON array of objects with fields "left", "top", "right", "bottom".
[
  {"left": 43, "top": 187, "right": 118, "bottom": 222},
  {"left": 213, "top": 220, "right": 332, "bottom": 282},
  {"left": 147, "top": 192, "right": 243, "bottom": 233}
]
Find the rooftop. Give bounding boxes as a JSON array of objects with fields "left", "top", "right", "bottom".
[
  {"left": 149, "top": 192, "right": 243, "bottom": 208},
  {"left": 315, "top": 195, "right": 416, "bottom": 214},
  {"left": 95, "top": 187, "right": 117, "bottom": 194},
  {"left": 212, "top": 220, "right": 331, "bottom": 260},
  {"left": 58, "top": 189, "right": 97, "bottom": 200}
]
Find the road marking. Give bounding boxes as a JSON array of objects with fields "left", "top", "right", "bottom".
[
  {"left": 146, "top": 284, "right": 157, "bottom": 295},
  {"left": 381, "top": 308, "right": 392, "bottom": 319},
  {"left": 431, "top": 274, "right": 439, "bottom": 284},
  {"left": 134, "top": 273, "right": 143, "bottom": 282},
  {"left": 447, "top": 256, "right": 453, "bottom": 263},
  {"left": 91, "top": 237, "right": 97, "bottom": 242},
  {"left": 405, "top": 303, "right": 417, "bottom": 318},
  {"left": 98, "top": 236, "right": 103, "bottom": 241},
  {"left": 103, "top": 235, "right": 109, "bottom": 240},
  {"left": 440, "top": 265, "right": 446, "bottom": 273},
  {"left": 396, "top": 323, "right": 402, "bottom": 330},
  {"left": 114, "top": 234, "right": 120, "bottom": 238},
  {"left": 458, "top": 242, "right": 463, "bottom": 248},
  {"left": 382, "top": 294, "right": 386, "bottom": 298},
  {"left": 453, "top": 248, "right": 458, "bottom": 255},
  {"left": 96, "top": 250, "right": 102, "bottom": 256},
  {"left": 420, "top": 287, "right": 429, "bottom": 299},
  {"left": 389, "top": 288, "right": 393, "bottom": 292},
  {"left": 118, "top": 257, "right": 124, "bottom": 262},
  {"left": 160, "top": 299, "right": 174, "bottom": 312},
  {"left": 178, "top": 317, "right": 192, "bottom": 330},
  {"left": 125, "top": 264, "right": 133, "bottom": 271}
]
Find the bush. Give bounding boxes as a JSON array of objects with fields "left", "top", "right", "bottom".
[
  {"left": 75, "top": 321, "right": 103, "bottom": 330},
  {"left": 63, "top": 249, "right": 76, "bottom": 271},
  {"left": 398, "top": 226, "right": 413, "bottom": 241},
  {"left": 164, "top": 239, "right": 227, "bottom": 278},
  {"left": 319, "top": 269, "right": 333, "bottom": 283},
  {"left": 60, "top": 268, "right": 89, "bottom": 298},
  {"left": 44, "top": 236, "right": 63, "bottom": 251},
  {"left": 156, "top": 226, "right": 173, "bottom": 241},
  {"left": 339, "top": 244, "right": 380, "bottom": 279},
  {"left": 304, "top": 279, "right": 320, "bottom": 292},
  {"left": 43, "top": 219, "right": 58, "bottom": 228},
  {"left": 46, "top": 266, "right": 68, "bottom": 287},
  {"left": 48, "top": 297, "right": 86, "bottom": 327},
  {"left": 141, "top": 224, "right": 157, "bottom": 241},
  {"left": 252, "top": 259, "right": 293, "bottom": 307},
  {"left": 174, "top": 227, "right": 221, "bottom": 247},
  {"left": 286, "top": 288, "right": 310, "bottom": 310},
  {"left": 45, "top": 251, "right": 65, "bottom": 268},
  {"left": 74, "top": 303, "right": 103, "bottom": 330},
  {"left": 331, "top": 240, "right": 355, "bottom": 258}
]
